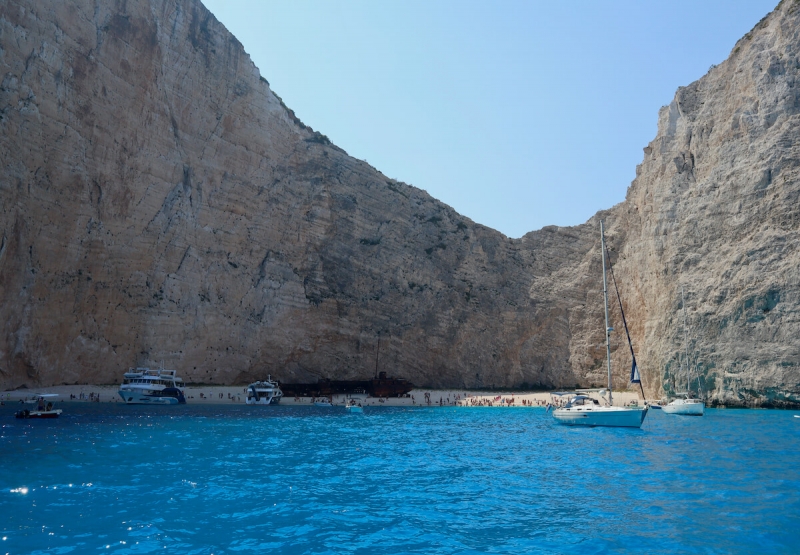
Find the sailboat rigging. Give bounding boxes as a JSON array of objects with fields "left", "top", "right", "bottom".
[
  {"left": 604, "top": 238, "right": 646, "bottom": 402},
  {"left": 552, "top": 221, "right": 648, "bottom": 428}
]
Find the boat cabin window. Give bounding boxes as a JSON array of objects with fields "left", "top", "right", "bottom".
[{"left": 568, "top": 396, "right": 600, "bottom": 407}]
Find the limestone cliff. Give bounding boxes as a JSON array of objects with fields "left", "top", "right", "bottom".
[
  {"left": 610, "top": 1, "right": 800, "bottom": 407},
  {"left": 0, "top": 0, "right": 594, "bottom": 391},
  {"left": 1, "top": 0, "right": 798, "bottom": 406}
]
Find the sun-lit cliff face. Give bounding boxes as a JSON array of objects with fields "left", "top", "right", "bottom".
[
  {"left": 609, "top": 0, "right": 800, "bottom": 406},
  {"left": 1, "top": 0, "right": 798, "bottom": 406},
  {"left": 0, "top": 0, "right": 596, "bottom": 392}
]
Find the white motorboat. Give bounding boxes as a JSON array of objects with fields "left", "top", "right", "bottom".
[
  {"left": 15, "top": 394, "right": 62, "bottom": 419},
  {"left": 313, "top": 397, "right": 333, "bottom": 407},
  {"left": 246, "top": 376, "right": 283, "bottom": 405},
  {"left": 552, "top": 221, "right": 648, "bottom": 428},
  {"left": 344, "top": 399, "right": 364, "bottom": 413},
  {"left": 663, "top": 288, "right": 705, "bottom": 416},
  {"left": 118, "top": 367, "right": 186, "bottom": 404}
]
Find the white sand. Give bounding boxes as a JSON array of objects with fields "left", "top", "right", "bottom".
[{"left": 0, "top": 385, "right": 644, "bottom": 407}]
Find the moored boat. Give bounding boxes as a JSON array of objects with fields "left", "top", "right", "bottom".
[
  {"left": 662, "top": 396, "right": 705, "bottom": 415},
  {"left": 15, "top": 394, "right": 62, "bottom": 419},
  {"left": 551, "top": 393, "right": 647, "bottom": 427},
  {"left": 344, "top": 399, "right": 364, "bottom": 413},
  {"left": 246, "top": 376, "right": 283, "bottom": 405},
  {"left": 552, "top": 221, "right": 648, "bottom": 428},
  {"left": 118, "top": 367, "right": 186, "bottom": 404},
  {"left": 663, "top": 288, "right": 705, "bottom": 416}
]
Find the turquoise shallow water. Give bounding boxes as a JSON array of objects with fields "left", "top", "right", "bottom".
[{"left": 1, "top": 404, "right": 798, "bottom": 554}]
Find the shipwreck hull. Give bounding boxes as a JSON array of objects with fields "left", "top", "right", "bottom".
[{"left": 279, "top": 372, "right": 413, "bottom": 398}]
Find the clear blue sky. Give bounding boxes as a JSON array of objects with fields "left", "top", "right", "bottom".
[{"left": 201, "top": 0, "right": 777, "bottom": 238}]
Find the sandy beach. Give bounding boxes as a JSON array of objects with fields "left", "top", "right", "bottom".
[{"left": 0, "top": 384, "right": 644, "bottom": 408}]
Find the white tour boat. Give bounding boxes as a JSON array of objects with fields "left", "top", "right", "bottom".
[
  {"left": 118, "top": 367, "right": 186, "bottom": 404},
  {"left": 663, "top": 288, "right": 705, "bottom": 416},
  {"left": 246, "top": 376, "right": 283, "bottom": 405},
  {"left": 552, "top": 221, "right": 648, "bottom": 428}
]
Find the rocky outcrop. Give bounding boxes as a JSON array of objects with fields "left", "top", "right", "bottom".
[{"left": 1, "top": 0, "right": 798, "bottom": 406}]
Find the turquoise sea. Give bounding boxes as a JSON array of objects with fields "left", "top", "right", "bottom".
[{"left": 1, "top": 403, "right": 798, "bottom": 554}]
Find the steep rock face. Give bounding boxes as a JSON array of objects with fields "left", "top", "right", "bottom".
[
  {"left": 612, "top": 0, "right": 800, "bottom": 406},
  {"left": 1, "top": 0, "right": 798, "bottom": 407},
  {"left": 0, "top": 0, "right": 596, "bottom": 390}
]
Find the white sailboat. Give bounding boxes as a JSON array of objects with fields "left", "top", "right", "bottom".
[
  {"left": 662, "top": 396, "right": 704, "bottom": 415},
  {"left": 552, "top": 221, "right": 648, "bottom": 428},
  {"left": 663, "top": 287, "right": 705, "bottom": 416}
]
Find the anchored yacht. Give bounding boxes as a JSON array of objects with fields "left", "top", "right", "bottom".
[
  {"left": 552, "top": 221, "right": 648, "bottom": 428},
  {"left": 662, "top": 396, "right": 705, "bottom": 416},
  {"left": 551, "top": 392, "right": 647, "bottom": 427},
  {"left": 118, "top": 367, "right": 186, "bottom": 405},
  {"left": 663, "top": 288, "right": 705, "bottom": 416},
  {"left": 246, "top": 377, "right": 283, "bottom": 405}
]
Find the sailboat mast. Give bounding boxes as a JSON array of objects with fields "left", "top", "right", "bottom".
[
  {"left": 601, "top": 221, "right": 613, "bottom": 406},
  {"left": 375, "top": 333, "right": 381, "bottom": 379},
  {"left": 682, "top": 287, "right": 690, "bottom": 395}
]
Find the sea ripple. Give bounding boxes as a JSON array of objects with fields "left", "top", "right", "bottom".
[{"left": 1, "top": 404, "right": 798, "bottom": 554}]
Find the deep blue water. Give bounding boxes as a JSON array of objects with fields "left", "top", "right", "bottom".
[{"left": 1, "top": 403, "right": 799, "bottom": 554}]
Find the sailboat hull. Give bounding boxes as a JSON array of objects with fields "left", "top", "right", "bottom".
[{"left": 553, "top": 406, "right": 648, "bottom": 428}]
